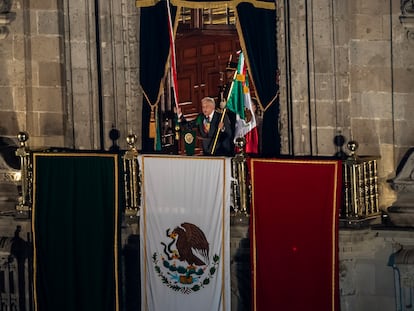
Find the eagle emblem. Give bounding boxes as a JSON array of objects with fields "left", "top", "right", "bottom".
[
  {"left": 153, "top": 222, "right": 220, "bottom": 294},
  {"left": 184, "top": 132, "right": 194, "bottom": 144}
]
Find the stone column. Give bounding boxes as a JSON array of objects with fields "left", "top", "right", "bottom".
[{"left": 62, "top": 0, "right": 142, "bottom": 150}]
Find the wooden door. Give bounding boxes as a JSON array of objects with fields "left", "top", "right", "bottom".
[{"left": 176, "top": 30, "right": 240, "bottom": 116}]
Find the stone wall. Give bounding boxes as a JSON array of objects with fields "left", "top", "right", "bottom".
[
  {"left": 0, "top": 0, "right": 65, "bottom": 148},
  {"left": 339, "top": 228, "right": 398, "bottom": 311},
  {"left": 1, "top": 0, "right": 413, "bottom": 173},
  {"left": 63, "top": 0, "right": 142, "bottom": 150},
  {"left": 0, "top": 0, "right": 142, "bottom": 150},
  {"left": 1, "top": 1, "right": 414, "bottom": 309},
  {"left": 278, "top": 0, "right": 414, "bottom": 210}
]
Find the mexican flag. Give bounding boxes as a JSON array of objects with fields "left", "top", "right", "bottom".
[
  {"left": 225, "top": 52, "right": 259, "bottom": 154},
  {"left": 139, "top": 155, "right": 231, "bottom": 311}
]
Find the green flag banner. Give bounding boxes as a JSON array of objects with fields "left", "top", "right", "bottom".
[
  {"left": 225, "top": 53, "right": 245, "bottom": 120},
  {"left": 32, "top": 153, "right": 120, "bottom": 311}
]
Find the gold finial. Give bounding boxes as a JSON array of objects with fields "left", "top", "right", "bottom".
[
  {"left": 126, "top": 134, "right": 137, "bottom": 149},
  {"left": 17, "top": 131, "right": 29, "bottom": 147},
  {"left": 347, "top": 140, "right": 360, "bottom": 162},
  {"left": 235, "top": 136, "right": 246, "bottom": 149},
  {"left": 124, "top": 134, "right": 138, "bottom": 160},
  {"left": 235, "top": 137, "right": 246, "bottom": 158},
  {"left": 347, "top": 140, "right": 358, "bottom": 154}
]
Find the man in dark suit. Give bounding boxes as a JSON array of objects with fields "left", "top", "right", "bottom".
[{"left": 178, "top": 97, "right": 234, "bottom": 156}]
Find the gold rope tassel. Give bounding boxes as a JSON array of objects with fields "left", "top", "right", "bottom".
[{"left": 149, "top": 107, "right": 156, "bottom": 138}]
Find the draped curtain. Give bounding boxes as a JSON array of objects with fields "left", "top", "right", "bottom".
[
  {"left": 32, "top": 153, "right": 120, "bottom": 311},
  {"left": 235, "top": 2, "right": 280, "bottom": 156},
  {"left": 138, "top": 0, "right": 280, "bottom": 156},
  {"left": 140, "top": 2, "right": 172, "bottom": 152},
  {"left": 250, "top": 158, "right": 341, "bottom": 310}
]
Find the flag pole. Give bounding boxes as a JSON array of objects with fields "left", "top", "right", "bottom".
[
  {"left": 166, "top": 0, "right": 179, "bottom": 111},
  {"left": 210, "top": 108, "right": 227, "bottom": 155},
  {"left": 210, "top": 70, "right": 238, "bottom": 155}
]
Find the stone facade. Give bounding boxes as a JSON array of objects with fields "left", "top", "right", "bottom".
[
  {"left": 0, "top": 0, "right": 142, "bottom": 150},
  {"left": 0, "top": 0, "right": 414, "bottom": 309},
  {"left": 0, "top": 0, "right": 413, "bottom": 210},
  {"left": 277, "top": 0, "right": 414, "bottom": 211}
]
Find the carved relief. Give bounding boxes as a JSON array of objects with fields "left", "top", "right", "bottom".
[
  {"left": 389, "top": 247, "right": 414, "bottom": 309},
  {"left": 400, "top": 0, "right": 414, "bottom": 41},
  {"left": 401, "top": 0, "right": 414, "bottom": 15},
  {"left": 387, "top": 148, "right": 414, "bottom": 226},
  {"left": 390, "top": 148, "right": 414, "bottom": 193},
  {"left": 0, "top": 0, "right": 13, "bottom": 40},
  {"left": 0, "top": 0, "right": 12, "bottom": 12}
]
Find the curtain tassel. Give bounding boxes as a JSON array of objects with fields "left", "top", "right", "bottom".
[{"left": 149, "top": 108, "right": 156, "bottom": 138}]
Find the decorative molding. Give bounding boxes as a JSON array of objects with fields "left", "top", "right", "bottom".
[
  {"left": 387, "top": 148, "right": 414, "bottom": 226},
  {"left": 0, "top": 0, "right": 12, "bottom": 13},
  {"left": 389, "top": 247, "right": 414, "bottom": 310},
  {"left": 401, "top": 0, "right": 414, "bottom": 40},
  {"left": 0, "top": 154, "right": 20, "bottom": 183},
  {"left": 0, "top": 0, "right": 13, "bottom": 40}
]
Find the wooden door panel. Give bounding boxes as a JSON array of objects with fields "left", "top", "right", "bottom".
[
  {"left": 200, "top": 42, "right": 216, "bottom": 58},
  {"left": 176, "top": 31, "right": 240, "bottom": 112},
  {"left": 180, "top": 46, "right": 198, "bottom": 66},
  {"left": 177, "top": 75, "right": 193, "bottom": 103},
  {"left": 217, "top": 39, "right": 234, "bottom": 53},
  {"left": 206, "top": 71, "right": 221, "bottom": 103},
  {"left": 200, "top": 60, "right": 216, "bottom": 84},
  {"left": 178, "top": 64, "right": 198, "bottom": 112},
  {"left": 200, "top": 59, "right": 220, "bottom": 103}
]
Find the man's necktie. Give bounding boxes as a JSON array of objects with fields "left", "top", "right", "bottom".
[{"left": 203, "top": 116, "right": 210, "bottom": 133}]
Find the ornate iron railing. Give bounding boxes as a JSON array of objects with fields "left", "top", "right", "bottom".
[
  {"left": 340, "top": 141, "right": 380, "bottom": 225},
  {"left": 14, "top": 133, "right": 383, "bottom": 225}
]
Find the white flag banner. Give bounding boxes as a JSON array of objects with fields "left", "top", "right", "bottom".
[{"left": 139, "top": 155, "right": 231, "bottom": 311}]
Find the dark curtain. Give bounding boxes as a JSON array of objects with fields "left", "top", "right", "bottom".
[
  {"left": 140, "top": 2, "right": 175, "bottom": 152},
  {"left": 237, "top": 2, "right": 280, "bottom": 157},
  {"left": 32, "top": 153, "right": 120, "bottom": 311}
]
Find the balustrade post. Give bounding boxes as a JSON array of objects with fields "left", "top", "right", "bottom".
[
  {"left": 123, "top": 134, "right": 140, "bottom": 218},
  {"left": 231, "top": 137, "right": 250, "bottom": 215},
  {"left": 341, "top": 140, "right": 380, "bottom": 226},
  {"left": 15, "top": 132, "right": 31, "bottom": 214}
]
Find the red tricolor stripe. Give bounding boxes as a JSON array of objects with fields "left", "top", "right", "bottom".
[{"left": 166, "top": 0, "right": 179, "bottom": 109}]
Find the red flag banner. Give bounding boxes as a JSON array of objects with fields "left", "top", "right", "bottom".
[{"left": 250, "top": 158, "right": 342, "bottom": 311}]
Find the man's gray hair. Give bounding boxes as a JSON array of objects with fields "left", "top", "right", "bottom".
[{"left": 201, "top": 97, "right": 215, "bottom": 106}]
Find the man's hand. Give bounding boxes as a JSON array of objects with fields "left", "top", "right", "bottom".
[{"left": 219, "top": 121, "right": 225, "bottom": 132}]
